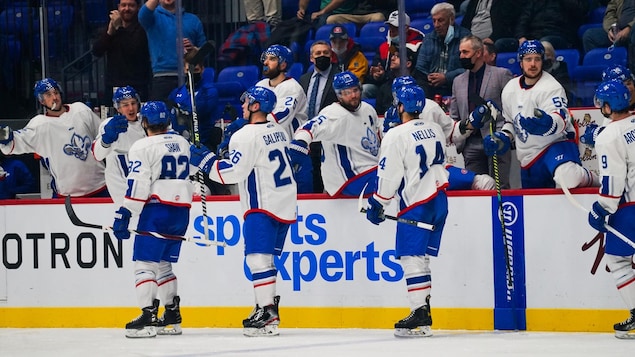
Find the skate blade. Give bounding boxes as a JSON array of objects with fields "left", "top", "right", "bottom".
[
  {"left": 243, "top": 325, "right": 280, "bottom": 337},
  {"left": 157, "top": 324, "right": 182, "bottom": 335},
  {"left": 615, "top": 330, "right": 635, "bottom": 339},
  {"left": 125, "top": 326, "right": 157, "bottom": 338},
  {"left": 394, "top": 326, "right": 433, "bottom": 338}
]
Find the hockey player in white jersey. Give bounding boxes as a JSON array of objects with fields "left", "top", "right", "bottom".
[
  {"left": 112, "top": 101, "right": 193, "bottom": 338},
  {"left": 257, "top": 44, "right": 308, "bottom": 137},
  {"left": 587, "top": 81, "right": 635, "bottom": 339},
  {"left": 366, "top": 84, "right": 449, "bottom": 337},
  {"left": 0, "top": 78, "right": 107, "bottom": 197},
  {"left": 92, "top": 86, "right": 146, "bottom": 207},
  {"left": 190, "top": 86, "right": 297, "bottom": 337},
  {"left": 484, "top": 40, "right": 596, "bottom": 189},
  {"left": 290, "top": 71, "right": 381, "bottom": 196}
]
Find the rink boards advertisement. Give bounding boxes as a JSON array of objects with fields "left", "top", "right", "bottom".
[{"left": 0, "top": 190, "right": 629, "bottom": 332}]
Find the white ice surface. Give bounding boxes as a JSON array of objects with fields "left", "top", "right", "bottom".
[{"left": 0, "top": 328, "right": 632, "bottom": 357}]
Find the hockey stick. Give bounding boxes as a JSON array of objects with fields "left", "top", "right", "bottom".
[
  {"left": 64, "top": 197, "right": 225, "bottom": 247},
  {"left": 558, "top": 180, "right": 635, "bottom": 249},
  {"left": 187, "top": 40, "right": 215, "bottom": 242},
  {"left": 357, "top": 183, "right": 435, "bottom": 230}
]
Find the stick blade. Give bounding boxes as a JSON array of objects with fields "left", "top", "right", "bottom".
[{"left": 65, "top": 196, "right": 103, "bottom": 230}]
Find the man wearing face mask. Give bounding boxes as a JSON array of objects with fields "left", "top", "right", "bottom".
[
  {"left": 168, "top": 48, "right": 221, "bottom": 152},
  {"left": 415, "top": 2, "right": 471, "bottom": 99},
  {"left": 362, "top": 10, "right": 424, "bottom": 100},
  {"left": 329, "top": 25, "right": 368, "bottom": 84},
  {"left": 449, "top": 35, "right": 513, "bottom": 188},
  {"left": 299, "top": 40, "right": 341, "bottom": 193}
]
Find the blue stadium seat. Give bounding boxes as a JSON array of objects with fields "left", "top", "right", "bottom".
[
  {"left": 555, "top": 48, "right": 581, "bottom": 78},
  {"left": 582, "top": 46, "right": 627, "bottom": 67},
  {"left": 359, "top": 21, "right": 387, "bottom": 39},
  {"left": 496, "top": 52, "right": 522, "bottom": 76},
  {"left": 84, "top": 0, "right": 109, "bottom": 26},
  {"left": 577, "top": 23, "right": 602, "bottom": 41},
  {"left": 410, "top": 18, "right": 434, "bottom": 35},
  {"left": 47, "top": 4, "right": 74, "bottom": 32},
  {"left": 587, "top": 6, "right": 606, "bottom": 24},
  {"left": 405, "top": 0, "right": 436, "bottom": 19},
  {"left": 357, "top": 36, "right": 384, "bottom": 55},
  {"left": 215, "top": 65, "right": 261, "bottom": 113},
  {"left": 287, "top": 62, "right": 303, "bottom": 81},
  {"left": 0, "top": 7, "right": 34, "bottom": 35},
  {"left": 314, "top": 23, "right": 357, "bottom": 41},
  {"left": 571, "top": 65, "right": 605, "bottom": 107}
]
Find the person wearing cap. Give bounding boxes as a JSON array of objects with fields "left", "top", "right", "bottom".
[
  {"left": 329, "top": 25, "right": 369, "bottom": 84},
  {"left": 415, "top": 2, "right": 471, "bottom": 99},
  {"left": 449, "top": 35, "right": 513, "bottom": 188},
  {"left": 363, "top": 10, "right": 424, "bottom": 99},
  {"left": 375, "top": 43, "right": 423, "bottom": 115}
]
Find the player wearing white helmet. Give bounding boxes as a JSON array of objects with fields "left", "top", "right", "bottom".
[
  {"left": 190, "top": 86, "right": 297, "bottom": 337},
  {"left": 112, "top": 101, "right": 193, "bottom": 338},
  {"left": 486, "top": 40, "right": 597, "bottom": 188},
  {"left": 290, "top": 71, "right": 381, "bottom": 196},
  {"left": 0, "top": 78, "right": 107, "bottom": 197},
  {"left": 366, "top": 84, "right": 449, "bottom": 338},
  {"left": 587, "top": 80, "right": 635, "bottom": 339},
  {"left": 92, "top": 86, "right": 146, "bottom": 207}
]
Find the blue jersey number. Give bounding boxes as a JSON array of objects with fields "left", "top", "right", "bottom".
[
  {"left": 416, "top": 142, "right": 444, "bottom": 178},
  {"left": 160, "top": 155, "right": 190, "bottom": 179},
  {"left": 270, "top": 149, "right": 292, "bottom": 187}
]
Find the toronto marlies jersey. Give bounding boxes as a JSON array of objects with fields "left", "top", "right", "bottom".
[
  {"left": 122, "top": 133, "right": 193, "bottom": 217},
  {"left": 92, "top": 118, "right": 146, "bottom": 207},
  {"left": 208, "top": 121, "right": 297, "bottom": 222},
  {"left": 382, "top": 99, "right": 453, "bottom": 142},
  {"left": 256, "top": 77, "right": 308, "bottom": 138},
  {"left": 376, "top": 119, "right": 449, "bottom": 210},
  {"left": 0, "top": 102, "right": 106, "bottom": 196},
  {"left": 501, "top": 71, "right": 573, "bottom": 167},
  {"left": 295, "top": 101, "right": 380, "bottom": 195},
  {"left": 594, "top": 115, "right": 635, "bottom": 213}
]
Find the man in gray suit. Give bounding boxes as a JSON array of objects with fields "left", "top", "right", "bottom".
[
  {"left": 450, "top": 35, "right": 513, "bottom": 188},
  {"left": 299, "top": 40, "right": 341, "bottom": 193}
]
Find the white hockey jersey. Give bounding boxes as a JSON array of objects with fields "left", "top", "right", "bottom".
[
  {"left": 92, "top": 118, "right": 146, "bottom": 207},
  {"left": 295, "top": 101, "right": 381, "bottom": 195},
  {"left": 208, "top": 121, "right": 297, "bottom": 222},
  {"left": 123, "top": 133, "right": 193, "bottom": 217},
  {"left": 376, "top": 119, "right": 449, "bottom": 208},
  {"left": 256, "top": 77, "right": 308, "bottom": 138},
  {"left": 0, "top": 102, "right": 106, "bottom": 196},
  {"left": 383, "top": 99, "right": 453, "bottom": 142},
  {"left": 595, "top": 115, "right": 635, "bottom": 213},
  {"left": 501, "top": 71, "right": 573, "bottom": 167}
]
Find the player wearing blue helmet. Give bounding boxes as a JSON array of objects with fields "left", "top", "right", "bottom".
[
  {"left": 489, "top": 39, "right": 598, "bottom": 189},
  {"left": 367, "top": 83, "right": 449, "bottom": 338},
  {"left": 256, "top": 44, "right": 308, "bottom": 139},
  {"left": 113, "top": 99, "right": 193, "bottom": 338},
  {"left": 93, "top": 86, "right": 146, "bottom": 207},
  {"left": 0, "top": 77, "right": 107, "bottom": 197},
  {"left": 290, "top": 70, "right": 380, "bottom": 196},
  {"left": 586, "top": 79, "right": 635, "bottom": 339},
  {"left": 190, "top": 84, "right": 296, "bottom": 337}
]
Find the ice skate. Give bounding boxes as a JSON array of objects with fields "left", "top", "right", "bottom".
[
  {"left": 614, "top": 308, "right": 635, "bottom": 339},
  {"left": 157, "top": 296, "right": 182, "bottom": 336},
  {"left": 125, "top": 299, "right": 159, "bottom": 338},
  {"left": 243, "top": 304, "right": 280, "bottom": 337},
  {"left": 394, "top": 296, "right": 432, "bottom": 338},
  {"left": 242, "top": 295, "right": 280, "bottom": 327}
]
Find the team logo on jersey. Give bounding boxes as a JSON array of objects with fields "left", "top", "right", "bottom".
[
  {"left": 0, "top": 166, "right": 8, "bottom": 180},
  {"left": 63, "top": 133, "right": 92, "bottom": 161},
  {"left": 361, "top": 127, "right": 379, "bottom": 156}
]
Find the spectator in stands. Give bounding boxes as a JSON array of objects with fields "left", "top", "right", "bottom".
[
  {"left": 582, "top": 0, "right": 635, "bottom": 54},
  {"left": 460, "top": 0, "right": 520, "bottom": 54},
  {"left": 299, "top": 40, "right": 341, "bottom": 193},
  {"left": 511, "top": 0, "right": 589, "bottom": 51},
  {"left": 482, "top": 41, "right": 498, "bottom": 66},
  {"left": 297, "top": 0, "right": 357, "bottom": 27},
  {"left": 541, "top": 40, "right": 573, "bottom": 103},
  {"left": 415, "top": 2, "right": 471, "bottom": 99},
  {"left": 325, "top": 0, "right": 387, "bottom": 26},
  {"left": 362, "top": 10, "right": 425, "bottom": 99},
  {"left": 329, "top": 25, "right": 369, "bottom": 83},
  {"left": 449, "top": 35, "right": 513, "bottom": 188},
  {"left": 0, "top": 152, "right": 36, "bottom": 199},
  {"left": 0, "top": 78, "right": 107, "bottom": 198},
  {"left": 375, "top": 43, "right": 423, "bottom": 115},
  {"left": 139, "top": 0, "right": 207, "bottom": 102},
  {"left": 92, "top": 0, "right": 151, "bottom": 101},
  {"left": 242, "top": 0, "right": 281, "bottom": 28}
]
